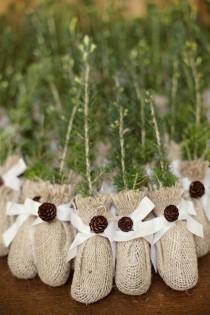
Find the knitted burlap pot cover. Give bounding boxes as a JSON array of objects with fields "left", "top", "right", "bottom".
[
  {"left": 8, "top": 180, "right": 46, "bottom": 279},
  {"left": 149, "top": 186, "right": 198, "bottom": 291},
  {"left": 34, "top": 183, "right": 75, "bottom": 287},
  {"left": 112, "top": 190, "right": 151, "bottom": 295},
  {"left": 71, "top": 195, "right": 113, "bottom": 304},
  {"left": 180, "top": 160, "right": 210, "bottom": 257},
  {"left": 0, "top": 156, "right": 21, "bottom": 256}
]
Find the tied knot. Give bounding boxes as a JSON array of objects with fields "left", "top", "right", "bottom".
[
  {"left": 89, "top": 215, "right": 108, "bottom": 234},
  {"left": 189, "top": 181, "right": 205, "bottom": 198},
  {"left": 164, "top": 204, "right": 179, "bottom": 222},
  {"left": 118, "top": 216, "right": 133, "bottom": 232},
  {"left": 38, "top": 202, "right": 57, "bottom": 222},
  {"left": 0, "top": 176, "right": 4, "bottom": 186}
]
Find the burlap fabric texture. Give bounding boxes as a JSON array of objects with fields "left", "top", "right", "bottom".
[
  {"left": 112, "top": 190, "right": 151, "bottom": 295},
  {"left": 0, "top": 156, "right": 21, "bottom": 256},
  {"left": 33, "top": 183, "right": 75, "bottom": 287},
  {"left": 71, "top": 194, "right": 113, "bottom": 304},
  {"left": 149, "top": 186, "right": 198, "bottom": 291},
  {"left": 180, "top": 160, "right": 210, "bottom": 257},
  {"left": 8, "top": 180, "right": 47, "bottom": 279}
]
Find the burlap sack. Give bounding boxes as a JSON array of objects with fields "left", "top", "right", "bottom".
[
  {"left": 8, "top": 180, "right": 46, "bottom": 279},
  {"left": 34, "top": 183, "right": 75, "bottom": 287},
  {"left": 71, "top": 195, "right": 113, "bottom": 304},
  {"left": 180, "top": 160, "right": 210, "bottom": 257},
  {"left": 0, "top": 156, "right": 21, "bottom": 256},
  {"left": 149, "top": 186, "right": 198, "bottom": 291},
  {"left": 112, "top": 190, "right": 151, "bottom": 295}
]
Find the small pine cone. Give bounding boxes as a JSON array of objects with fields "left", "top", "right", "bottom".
[
  {"left": 189, "top": 181, "right": 205, "bottom": 198},
  {"left": 164, "top": 205, "right": 179, "bottom": 222},
  {"left": 38, "top": 202, "right": 57, "bottom": 222},
  {"left": 0, "top": 176, "right": 4, "bottom": 186},
  {"left": 89, "top": 215, "right": 108, "bottom": 234},
  {"left": 118, "top": 216, "right": 133, "bottom": 232},
  {"left": 33, "top": 196, "right": 41, "bottom": 202}
]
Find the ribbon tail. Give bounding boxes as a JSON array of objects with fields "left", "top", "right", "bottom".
[
  {"left": 110, "top": 241, "right": 116, "bottom": 269},
  {"left": 3, "top": 214, "right": 29, "bottom": 247},
  {"left": 200, "top": 195, "right": 210, "bottom": 222},
  {"left": 144, "top": 234, "right": 153, "bottom": 245},
  {"left": 131, "top": 196, "right": 155, "bottom": 221},
  {"left": 67, "top": 233, "right": 93, "bottom": 261},
  {"left": 187, "top": 216, "right": 204, "bottom": 238},
  {"left": 152, "top": 221, "right": 173, "bottom": 245},
  {"left": 2, "top": 159, "right": 27, "bottom": 191},
  {"left": 151, "top": 245, "right": 157, "bottom": 273}
]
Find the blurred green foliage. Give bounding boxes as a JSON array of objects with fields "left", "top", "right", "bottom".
[{"left": 0, "top": 0, "right": 210, "bottom": 190}]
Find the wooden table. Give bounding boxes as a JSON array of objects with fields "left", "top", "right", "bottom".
[{"left": 0, "top": 254, "right": 210, "bottom": 315}]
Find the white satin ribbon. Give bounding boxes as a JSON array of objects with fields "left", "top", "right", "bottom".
[
  {"left": 67, "top": 208, "right": 115, "bottom": 262},
  {"left": 152, "top": 199, "right": 203, "bottom": 245},
  {"left": 1, "top": 158, "right": 27, "bottom": 191},
  {"left": 151, "top": 198, "right": 204, "bottom": 272},
  {"left": 113, "top": 196, "right": 160, "bottom": 244},
  {"left": 171, "top": 160, "right": 210, "bottom": 222},
  {"left": 3, "top": 198, "right": 72, "bottom": 249}
]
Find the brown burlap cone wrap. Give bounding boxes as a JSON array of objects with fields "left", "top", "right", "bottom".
[
  {"left": 71, "top": 195, "right": 113, "bottom": 304},
  {"left": 149, "top": 186, "right": 198, "bottom": 291},
  {"left": 34, "top": 183, "right": 75, "bottom": 287},
  {"left": 8, "top": 180, "right": 46, "bottom": 279},
  {"left": 180, "top": 160, "right": 210, "bottom": 257},
  {"left": 112, "top": 190, "right": 151, "bottom": 295},
  {"left": 0, "top": 156, "right": 21, "bottom": 256}
]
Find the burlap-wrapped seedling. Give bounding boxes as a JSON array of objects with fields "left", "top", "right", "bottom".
[
  {"left": 0, "top": 155, "right": 26, "bottom": 256},
  {"left": 149, "top": 186, "right": 198, "bottom": 291},
  {"left": 33, "top": 183, "right": 75, "bottom": 287},
  {"left": 173, "top": 159, "right": 210, "bottom": 257},
  {"left": 7, "top": 180, "right": 47, "bottom": 279},
  {"left": 70, "top": 194, "right": 113, "bottom": 304},
  {"left": 112, "top": 190, "right": 153, "bottom": 295}
]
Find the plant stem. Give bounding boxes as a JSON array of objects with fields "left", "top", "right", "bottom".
[
  {"left": 134, "top": 79, "right": 145, "bottom": 147},
  {"left": 50, "top": 82, "right": 62, "bottom": 113},
  {"left": 119, "top": 105, "right": 127, "bottom": 190},
  {"left": 59, "top": 102, "right": 78, "bottom": 177},
  {"left": 84, "top": 57, "right": 93, "bottom": 194},
  {"left": 170, "top": 59, "right": 178, "bottom": 139},
  {"left": 149, "top": 99, "right": 164, "bottom": 173},
  {"left": 190, "top": 58, "right": 202, "bottom": 126}
]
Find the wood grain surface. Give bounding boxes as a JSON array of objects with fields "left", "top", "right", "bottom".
[{"left": 0, "top": 253, "right": 210, "bottom": 315}]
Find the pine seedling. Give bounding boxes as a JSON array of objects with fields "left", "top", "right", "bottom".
[
  {"left": 145, "top": 90, "right": 177, "bottom": 188},
  {"left": 68, "top": 35, "right": 102, "bottom": 196},
  {"left": 181, "top": 41, "right": 210, "bottom": 160},
  {"left": 109, "top": 77, "right": 146, "bottom": 192}
]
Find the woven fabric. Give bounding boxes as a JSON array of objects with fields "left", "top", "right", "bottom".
[
  {"left": 149, "top": 186, "right": 198, "bottom": 291},
  {"left": 180, "top": 160, "right": 210, "bottom": 257},
  {"left": 0, "top": 156, "right": 21, "bottom": 256},
  {"left": 34, "top": 183, "right": 75, "bottom": 287},
  {"left": 71, "top": 194, "right": 113, "bottom": 304},
  {"left": 112, "top": 190, "right": 151, "bottom": 295},
  {"left": 8, "top": 180, "right": 46, "bottom": 279}
]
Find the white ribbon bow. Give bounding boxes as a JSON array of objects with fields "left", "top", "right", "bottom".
[
  {"left": 171, "top": 160, "right": 210, "bottom": 222},
  {"left": 3, "top": 198, "right": 72, "bottom": 248},
  {"left": 67, "top": 209, "right": 115, "bottom": 262},
  {"left": 152, "top": 198, "right": 203, "bottom": 245},
  {"left": 151, "top": 198, "right": 204, "bottom": 272},
  {"left": 1, "top": 158, "right": 27, "bottom": 191},
  {"left": 113, "top": 196, "right": 160, "bottom": 244}
]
